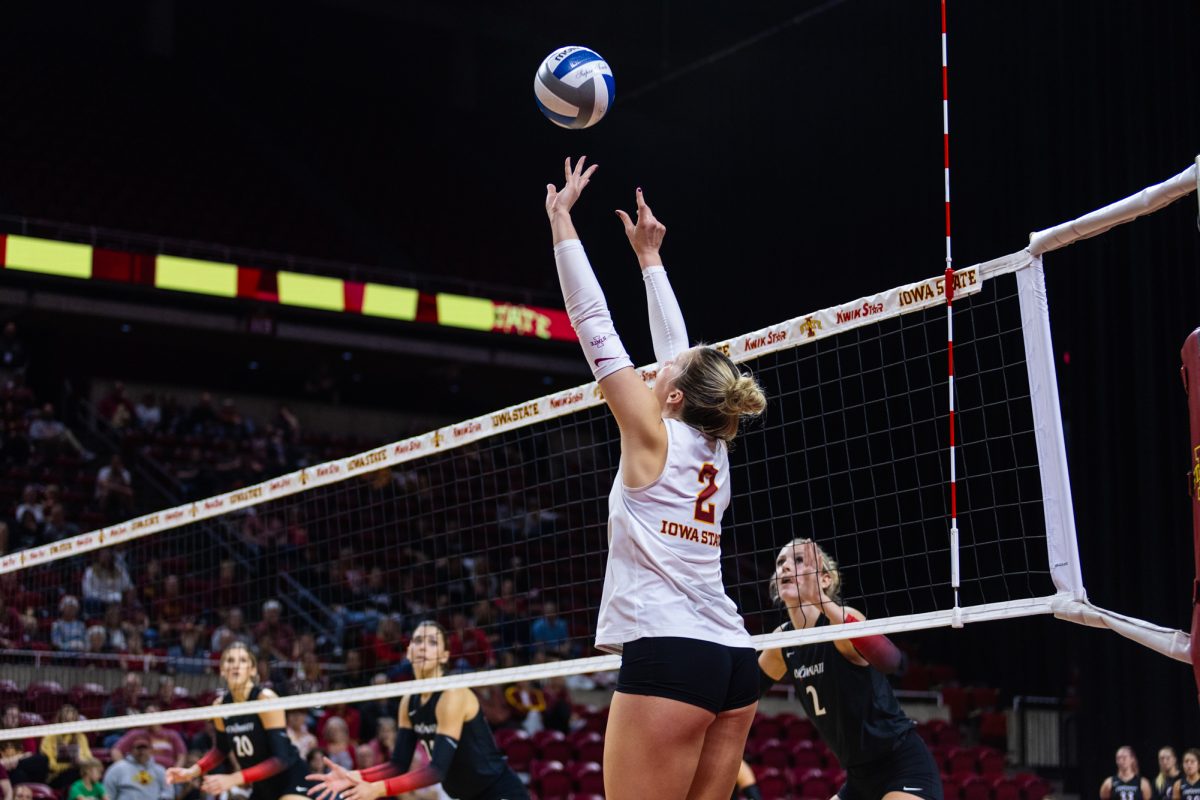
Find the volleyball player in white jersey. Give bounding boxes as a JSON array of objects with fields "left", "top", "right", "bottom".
[{"left": 546, "top": 156, "right": 767, "bottom": 800}]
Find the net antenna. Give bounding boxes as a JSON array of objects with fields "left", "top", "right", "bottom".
[
  {"left": 1, "top": 161, "right": 1198, "bottom": 741},
  {"left": 940, "top": 0, "right": 963, "bottom": 628}
]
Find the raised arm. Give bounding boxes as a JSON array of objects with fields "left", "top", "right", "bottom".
[
  {"left": 616, "top": 189, "right": 688, "bottom": 365},
  {"left": 546, "top": 158, "right": 666, "bottom": 476}
]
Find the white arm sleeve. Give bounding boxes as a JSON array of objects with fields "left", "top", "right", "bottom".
[
  {"left": 641, "top": 265, "right": 689, "bottom": 364},
  {"left": 554, "top": 239, "right": 634, "bottom": 382}
]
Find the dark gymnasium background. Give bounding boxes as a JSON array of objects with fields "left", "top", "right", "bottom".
[{"left": 1, "top": 0, "right": 1198, "bottom": 792}]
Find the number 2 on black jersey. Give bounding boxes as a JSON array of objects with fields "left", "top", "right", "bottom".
[
  {"left": 695, "top": 463, "right": 718, "bottom": 523},
  {"left": 233, "top": 734, "right": 254, "bottom": 758},
  {"left": 806, "top": 685, "right": 828, "bottom": 716}
]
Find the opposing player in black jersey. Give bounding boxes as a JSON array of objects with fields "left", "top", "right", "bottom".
[
  {"left": 758, "top": 539, "right": 941, "bottom": 800},
  {"left": 1156, "top": 747, "right": 1182, "bottom": 800},
  {"left": 1171, "top": 749, "right": 1200, "bottom": 800},
  {"left": 1101, "top": 747, "right": 1153, "bottom": 800},
  {"left": 166, "top": 642, "right": 314, "bottom": 800},
  {"left": 306, "top": 620, "right": 527, "bottom": 800}
]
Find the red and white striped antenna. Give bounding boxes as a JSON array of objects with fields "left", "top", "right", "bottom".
[{"left": 942, "top": 0, "right": 962, "bottom": 627}]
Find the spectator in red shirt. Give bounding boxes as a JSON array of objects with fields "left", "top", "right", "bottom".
[
  {"left": 0, "top": 594, "right": 22, "bottom": 649},
  {"left": 447, "top": 611, "right": 495, "bottom": 672},
  {"left": 369, "top": 616, "right": 406, "bottom": 668}
]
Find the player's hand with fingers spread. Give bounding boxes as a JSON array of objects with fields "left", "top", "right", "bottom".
[
  {"left": 201, "top": 773, "right": 239, "bottom": 795},
  {"left": 615, "top": 187, "right": 667, "bottom": 268},
  {"left": 340, "top": 774, "right": 386, "bottom": 800},
  {"left": 545, "top": 156, "right": 599, "bottom": 220},
  {"left": 306, "top": 758, "right": 357, "bottom": 800}
]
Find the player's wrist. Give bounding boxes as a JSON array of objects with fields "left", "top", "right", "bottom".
[{"left": 635, "top": 250, "right": 661, "bottom": 268}]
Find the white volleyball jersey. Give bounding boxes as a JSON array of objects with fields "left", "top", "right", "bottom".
[{"left": 595, "top": 417, "right": 752, "bottom": 653}]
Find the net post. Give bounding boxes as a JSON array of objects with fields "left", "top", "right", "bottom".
[{"left": 1181, "top": 329, "right": 1200, "bottom": 705}]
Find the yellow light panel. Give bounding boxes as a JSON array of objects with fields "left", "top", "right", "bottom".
[
  {"left": 437, "top": 293, "right": 495, "bottom": 331},
  {"left": 156, "top": 255, "right": 238, "bottom": 298},
  {"left": 278, "top": 271, "right": 344, "bottom": 312},
  {"left": 5, "top": 235, "right": 92, "bottom": 279},
  {"left": 362, "top": 283, "right": 419, "bottom": 321}
]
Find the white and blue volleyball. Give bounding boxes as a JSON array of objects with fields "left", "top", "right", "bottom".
[{"left": 534, "top": 46, "right": 614, "bottom": 129}]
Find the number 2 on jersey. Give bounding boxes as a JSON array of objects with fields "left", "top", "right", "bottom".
[
  {"left": 805, "top": 685, "right": 828, "bottom": 716},
  {"left": 694, "top": 463, "right": 718, "bottom": 523}
]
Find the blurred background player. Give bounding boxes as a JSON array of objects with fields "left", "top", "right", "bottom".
[
  {"left": 165, "top": 642, "right": 314, "bottom": 800},
  {"left": 306, "top": 620, "right": 527, "bottom": 800}
]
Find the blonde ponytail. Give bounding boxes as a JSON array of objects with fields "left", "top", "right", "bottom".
[{"left": 674, "top": 347, "right": 766, "bottom": 442}]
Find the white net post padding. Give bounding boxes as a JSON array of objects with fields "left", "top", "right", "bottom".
[
  {"left": 1014, "top": 256, "right": 1085, "bottom": 600},
  {"left": 1029, "top": 162, "right": 1199, "bottom": 255}
]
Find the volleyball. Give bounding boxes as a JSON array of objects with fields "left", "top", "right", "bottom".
[{"left": 533, "top": 45, "right": 614, "bottom": 129}]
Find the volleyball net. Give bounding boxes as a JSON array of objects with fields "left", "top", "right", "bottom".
[{"left": 1, "top": 161, "right": 1196, "bottom": 740}]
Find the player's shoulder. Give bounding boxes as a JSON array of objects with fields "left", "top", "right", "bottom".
[{"left": 256, "top": 686, "right": 280, "bottom": 700}]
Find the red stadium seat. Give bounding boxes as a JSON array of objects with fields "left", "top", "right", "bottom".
[
  {"left": 758, "top": 738, "right": 791, "bottom": 770},
  {"left": 941, "top": 686, "right": 970, "bottom": 724},
  {"left": 898, "top": 661, "right": 932, "bottom": 691},
  {"left": 502, "top": 732, "right": 536, "bottom": 772},
  {"left": 783, "top": 716, "right": 816, "bottom": 742},
  {"left": 753, "top": 767, "right": 790, "bottom": 800},
  {"left": 569, "top": 761, "right": 604, "bottom": 795},
  {"left": 796, "top": 766, "right": 834, "bottom": 799},
  {"left": 25, "top": 681, "right": 66, "bottom": 716},
  {"left": 1015, "top": 773, "right": 1052, "bottom": 800},
  {"left": 978, "top": 746, "right": 1006, "bottom": 776},
  {"left": 959, "top": 773, "right": 990, "bottom": 800},
  {"left": 494, "top": 728, "right": 524, "bottom": 749},
  {"left": 979, "top": 711, "right": 1008, "bottom": 750},
  {"left": 574, "top": 731, "right": 604, "bottom": 765},
  {"left": 936, "top": 725, "right": 963, "bottom": 747},
  {"left": 947, "top": 747, "right": 978, "bottom": 775},
  {"left": 970, "top": 686, "right": 1000, "bottom": 711},
  {"left": 993, "top": 776, "right": 1023, "bottom": 800},
  {"left": 531, "top": 760, "right": 571, "bottom": 800},
  {"left": 943, "top": 773, "right": 963, "bottom": 800},
  {"left": 540, "top": 738, "right": 571, "bottom": 762},
  {"left": 751, "top": 713, "right": 783, "bottom": 741},
  {"left": 69, "top": 683, "right": 108, "bottom": 719},
  {"left": 790, "top": 739, "right": 825, "bottom": 769}
]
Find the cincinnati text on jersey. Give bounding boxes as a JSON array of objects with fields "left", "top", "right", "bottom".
[{"left": 793, "top": 661, "right": 825, "bottom": 680}]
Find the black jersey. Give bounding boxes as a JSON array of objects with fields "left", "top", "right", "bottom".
[
  {"left": 407, "top": 691, "right": 513, "bottom": 800},
  {"left": 216, "top": 686, "right": 312, "bottom": 800},
  {"left": 1159, "top": 775, "right": 1182, "bottom": 800},
  {"left": 218, "top": 686, "right": 298, "bottom": 770},
  {"left": 780, "top": 617, "right": 915, "bottom": 767},
  {"left": 1178, "top": 778, "right": 1200, "bottom": 800},
  {"left": 1113, "top": 775, "right": 1145, "bottom": 800}
]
